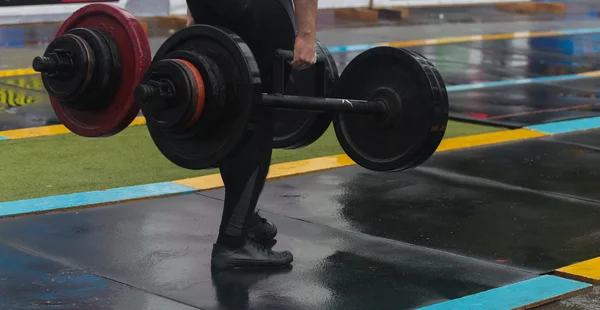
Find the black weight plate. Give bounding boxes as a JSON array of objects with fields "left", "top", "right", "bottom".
[
  {"left": 89, "top": 28, "right": 122, "bottom": 109},
  {"left": 66, "top": 28, "right": 120, "bottom": 110},
  {"left": 333, "top": 46, "right": 448, "bottom": 172},
  {"left": 141, "top": 58, "right": 198, "bottom": 133},
  {"left": 142, "top": 25, "right": 261, "bottom": 170},
  {"left": 401, "top": 49, "right": 449, "bottom": 169},
  {"left": 40, "top": 33, "right": 94, "bottom": 105},
  {"left": 272, "top": 39, "right": 336, "bottom": 149}
]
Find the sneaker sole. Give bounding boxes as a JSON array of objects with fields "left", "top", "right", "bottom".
[{"left": 211, "top": 256, "right": 292, "bottom": 270}]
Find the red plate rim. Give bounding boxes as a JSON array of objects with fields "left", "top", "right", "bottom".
[{"left": 49, "top": 4, "right": 151, "bottom": 137}]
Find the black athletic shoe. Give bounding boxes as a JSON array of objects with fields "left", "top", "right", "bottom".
[
  {"left": 211, "top": 237, "right": 293, "bottom": 270},
  {"left": 246, "top": 210, "right": 277, "bottom": 243}
]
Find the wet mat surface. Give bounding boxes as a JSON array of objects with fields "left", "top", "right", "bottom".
[
  {"left": 448, "top": 80, "right": 600, "bottom": 128},
  {"left": 198, "top": 132, "right": 600, "bottom": 272},
  {"left": 549, "top": 128, "right": 600, "bottom": 149},
  {"left": 0, "top": 194, "right": 534, "bottom": 310},
  {"left": 0, "top": 76, "right": 59, "bottom": 131},
  {"left": 425, "top": 135, "right": 600, "bottom": 202},
  {"left": 0, "top": 243, "right": 196, "bottom": 310},
  {"left": 440, "top": 34, "right": 600, "bottom": 127}
]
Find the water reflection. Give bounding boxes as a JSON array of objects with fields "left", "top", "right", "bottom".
[
  {"left": 211, "top": 267, "right": 293, "bottom": 310},
  {"left": 0, "top": 78, "right": 58, "bottom": 130}
]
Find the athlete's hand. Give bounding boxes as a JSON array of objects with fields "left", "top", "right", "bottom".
[
  {"left": 291, "top": 34, "right": 317, "bottom": 70},
  {"left": 186, "top": 9, "right": 194, "bottom": 27}
]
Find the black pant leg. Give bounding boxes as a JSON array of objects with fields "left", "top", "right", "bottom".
[
  {"left": 185, "top": 0, "right": 277, "bottom": 243},
  {"left": 218, "top": 107, "right": 273, "bottom": 238}
]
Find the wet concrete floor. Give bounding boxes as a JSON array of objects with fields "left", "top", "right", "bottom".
[
  {"left": 2, "top": 20, "right": 600, "bottom": 130},
  {"left": 1, "top": 128, "right": 600, "bottom": 309}
]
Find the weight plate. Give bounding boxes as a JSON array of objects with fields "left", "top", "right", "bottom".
[
  {"left": 39, "top": 33, "right": 94, "bottom": 106},
  {"left": 333, "top": 46, "right": 449, "bottom": 172},
  {"left": 273, "top": 39, "right": 336, "bottom": 149},
  {"left": 403, "top": 49, "right": 449, "bottom": 169},
  {"left": 46, "top": 4, "right": 151, "bottom": 137},
  {"left": 142, "top": 25, "right": 260, "bottom": 170},
  {"left": 57, "top": 28, "right": 121, "bottom": 111},
  {"left": 139, "top": 58, "right": 201, "bottom": 134}
]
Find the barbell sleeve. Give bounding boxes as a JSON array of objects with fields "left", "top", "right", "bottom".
[{"left": 261, "top": 94, "right": 387, "bottom": 115}]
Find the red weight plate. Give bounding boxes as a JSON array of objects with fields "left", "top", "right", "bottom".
[
  {"left": 171, "top": 59, "right": 206, "bottom": 130},
  {"left": 50, "top": 4, "right": 151, "bottom": 137}
]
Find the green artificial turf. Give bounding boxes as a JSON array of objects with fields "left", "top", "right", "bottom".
[{"left": 1, "top": 120, "right": 502, "bottom": 202}]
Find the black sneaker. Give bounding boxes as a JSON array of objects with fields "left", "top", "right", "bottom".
[
  {"left": 211, "top": 237, "right": 293, "bottom": 270},
  {"left": 246, "top": 210, "right": 277, "bottom": 243}
]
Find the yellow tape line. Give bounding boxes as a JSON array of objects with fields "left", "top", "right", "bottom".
[
  {"left": 556, "top": 257, "right": 600, "bottom": 283},
  {"left": 174, "top": 128, "right": 546, "bottom": 190},
  {"left": 437, "top": 128, "right": 546, "bottom": 151},
  {"left": 581, "top": 71, "right": 600, "bottom": 78},
  {"left": 382, "top": 31, "right": 561, "bottom": 48},
  {"left": 0, "top": 116, "right": 146, "bottom": 139},
  {"left": 0, "top": 68, "right": 38, "bottom": 78}
]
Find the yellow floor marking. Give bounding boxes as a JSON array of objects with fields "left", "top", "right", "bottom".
[
  {"left": 556, "top": 257, "right": 600, "bottom": 283},
  {"left": 436, "top": 128, "right": 547, "bottom": 152},
  {"left": 0, "top": 68, "right": 37, "bottom": 78},
  {"left": 0, "top": 124, "right": 71, "bottom": 139},
  {"left": 0, "top": 116, "right": 146, "bottom": 139},
  {"left": 174, "top": 129, "right": 546, "bottom": 190},
  {"left": 384, "top": 30, "right": 560, "bottom": 49},
  {"left": 174, "top": 154, "right": 355, "bottom": 190},
  {"left": 581, "top": 71, "right": 600, "bottom": 78}
]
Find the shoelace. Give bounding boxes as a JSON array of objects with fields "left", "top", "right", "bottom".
[
  {"left": 248, "top": 237, "right": 272, "bottom": 254},
  {"left": 254, "top": 211, "right": 268, "bottom": 224}
]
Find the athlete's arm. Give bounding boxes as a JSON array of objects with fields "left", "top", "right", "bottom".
[
  {"left": 291, "top": 0, "right": 318, "bottom": 70},
  {"left": 186, "top": 8, "right": 194, "bottom": 26}
]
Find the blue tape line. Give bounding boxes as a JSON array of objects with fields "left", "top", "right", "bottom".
[
  {"left": 0, "top": 182, "right": 196, "bottom": 218},
  {"left": 558, "top": 28, "right": 600, "bottom": 36},
  {"left": 327, "top": 43, "right": 377, "bottom": 53},
  {"left": 526, "top": 116, "right": 600, "bottom": 134},
  {"left": 0, "top": 136, "right": 8, "bottom": 140},
  {"left": 417, "top": 275, "right": 590, "bottom": 310},
  {"left": 446, "top": 72, "right": 591, "bottom": 92}
]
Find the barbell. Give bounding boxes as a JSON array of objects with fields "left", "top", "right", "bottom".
[{"left": 32, "top": 3, "right": 449, "bottom": 172}]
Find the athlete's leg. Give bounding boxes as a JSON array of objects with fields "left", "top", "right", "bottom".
[
  {"left": 185, "top": 0, "right": 292, "bottom": 269},
  {"left": 216, "top": 106, "right": 274, "bottom": 245},
  {"left": 212, "top": 107, "right": 292, "bottom": 269}
]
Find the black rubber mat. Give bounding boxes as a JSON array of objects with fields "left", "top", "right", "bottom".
[
  {"left": 0, "top": 243, "right": 196, "bottom": 310},
  {"left": 433, "top": 33, "right": 600, "bottom": 128},
  {"left": 549, "top": 127, "right": 600, "bottom": 150},
  {"left": 199, "top": 134, "right": 600, "bottom": 273},
  {"left": 425, "top": 134, "right": 600, "bottom": 203},
  {"left": 0, "top": 194, "right": 534, "bottom": 310},
  {"left": 448, "top": 81, "right": 600, "bottom": 128}
]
